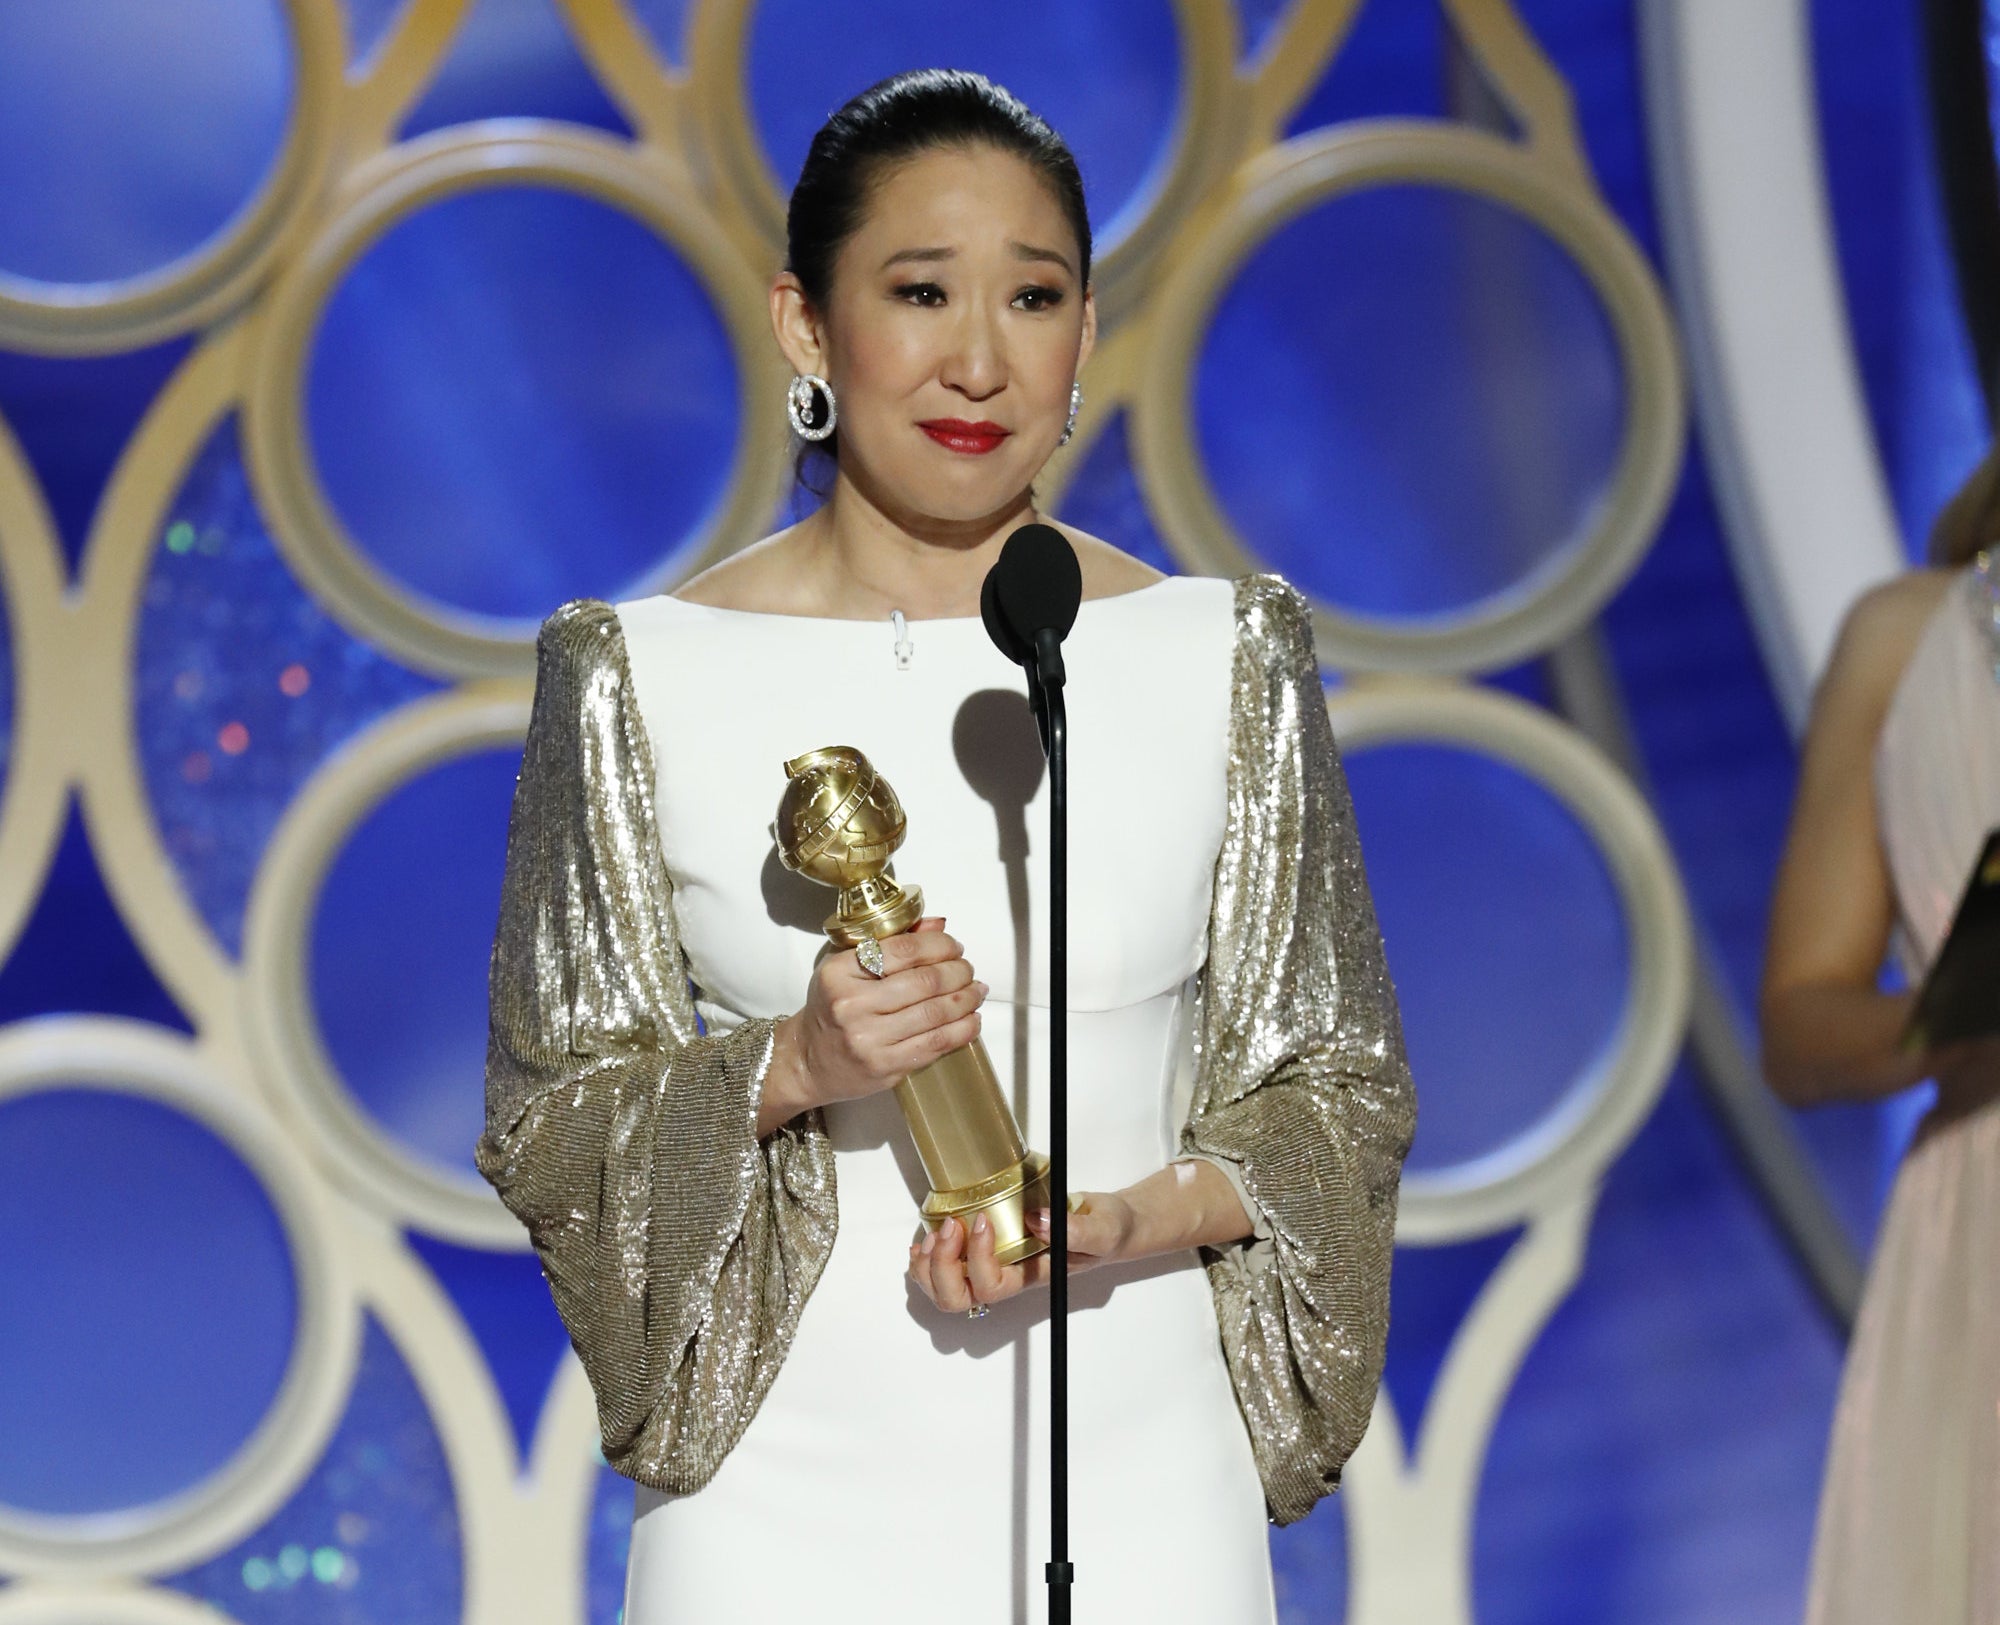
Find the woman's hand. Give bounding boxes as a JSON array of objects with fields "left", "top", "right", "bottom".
[
  {"left": 906, "top": 1193, "right": 1135, "bottom": 1314},
  {"left": 905, "top": 1159, "right": 1257, "bottom": 1314},
  {"left": 760, "top": 918, "right": 985, "bottom": 1135}
]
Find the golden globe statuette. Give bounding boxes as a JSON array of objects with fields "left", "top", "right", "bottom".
[{"left": 777, "top": 745, "right": 1052, "bottom": 1265}]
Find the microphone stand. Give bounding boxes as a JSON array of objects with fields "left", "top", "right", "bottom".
[
  {"left": 982, "top": 526, "right": 1083, "bottom": 1621},
  {"left": 1031, "top": 626, "right": 1073, "bottom": 1624}
]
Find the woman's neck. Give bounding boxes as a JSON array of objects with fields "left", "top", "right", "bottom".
[{"left": 796, "top": 469, "right": 1041, "bottom": 621}]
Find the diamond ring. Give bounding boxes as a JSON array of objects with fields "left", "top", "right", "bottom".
[
  {"left": 965, "top": 1303, "right": 989, "bottom": 1320},
  {"left": 855, "top": 937, "right": 887, "bottom": 977}
]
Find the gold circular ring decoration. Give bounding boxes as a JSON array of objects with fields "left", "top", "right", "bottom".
[
  {"left": 0, "top": 1020, "right": 360, "bottom": 1578},
  {"left": 1135, "top": 122, "right": 1686, "bottom": 674},
  {"left": 1325, "top": 677, "right": 1692, "bottom": 1242},
  {"left": 242, "top": 122, "right": 790, "bottom": 680},
  {"left": 681, "top": 0, "right": 1246, "bottom": 326},
  {"left": 0, "top": 415, "right": 69, "bottom": 967},
  {"left": 552, "top": 0, "right": 685, "bottom": 148},
  {"left": 0, "top": 1584, "right": 249, "bottom": 1625},
  {"left": 0, "top": 0, "right": 346, "bottom": 356},
  {"left": 241, "top": 684, "right": 533, "bottom": 1248}
]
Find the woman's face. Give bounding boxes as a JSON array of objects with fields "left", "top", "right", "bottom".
[{"left": 774, "top": 142, "right": 1095, "bottom": 524}]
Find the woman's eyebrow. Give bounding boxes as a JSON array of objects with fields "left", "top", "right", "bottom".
[
  {"left": 1011, "top": 241, "right": 1075, "bottom": 275},
  {"left": 879, "top": 246, "right": 954, "bottom": 270},
  {"left": 877, "top": 242, "right": 1075, "bottom": 275}
]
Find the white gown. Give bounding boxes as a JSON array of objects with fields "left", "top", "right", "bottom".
[{"left": 613, "top": 577, "right": 1280, "bottom": 1622}]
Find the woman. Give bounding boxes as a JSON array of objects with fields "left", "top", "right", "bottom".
[
  {"left": 1761, "top": 446, "right": 2000, "bottom": 1621},
  {"left": 477, "top": 69, "right": 1415, "bottom": 1622}
]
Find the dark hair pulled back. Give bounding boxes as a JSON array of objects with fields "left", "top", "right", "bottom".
[{"left": 784, "top": 69, "right": 1092, "bottom": 494}]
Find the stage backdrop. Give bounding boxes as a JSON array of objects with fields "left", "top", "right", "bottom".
[{"left": 0, "top": 2, "right": 1977, "bottom": 1622}]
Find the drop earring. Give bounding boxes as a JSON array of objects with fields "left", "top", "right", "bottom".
[
  {"left": 787, "top": 373, "right": 838, "bottom": 441},
  {"left": 1057, "top": 380, "right": 1082, "bottom": 447}
]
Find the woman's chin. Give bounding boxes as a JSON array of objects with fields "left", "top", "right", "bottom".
[{"left": 886, "top": 472, "right": 1034, "bottom": 528}]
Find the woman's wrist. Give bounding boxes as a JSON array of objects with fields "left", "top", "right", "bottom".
[
  {"left": 756, "top": 1014, "right": 817, "bottom": 1139},
  {"left": 1113, "top": 1159, "right": 1256, "bottom": 1261}
]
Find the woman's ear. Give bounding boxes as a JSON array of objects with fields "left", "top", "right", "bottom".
[
  {"left": 770, "top": 271, "right": 827, "bottom": 378},
  {"left": 1076, "top": 283, "right": 1097, "bottom": 372}
]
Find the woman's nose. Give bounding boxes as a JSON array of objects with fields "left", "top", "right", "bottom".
[{"left": 937, "top": 309, "right": 1006, "bottom": 397}]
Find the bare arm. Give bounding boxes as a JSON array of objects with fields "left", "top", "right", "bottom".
[
  {"left": 1102, "top": 1158, "right": 1257, "bottom": 1255},
  {"left": 1759, "top": 571, "right": 1952, "bottom": 1105}
]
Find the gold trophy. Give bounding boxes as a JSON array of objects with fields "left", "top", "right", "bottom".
[{"left": 776, "top": 745, "right": 1051, "bottom": 1265}]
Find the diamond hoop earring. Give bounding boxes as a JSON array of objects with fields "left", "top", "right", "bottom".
[
  {"left": 1057, "top": 380, "right": 1082, "bottom": 447},
  {"left": 788, "top": 373, "right": 838, "bottom": 441}
]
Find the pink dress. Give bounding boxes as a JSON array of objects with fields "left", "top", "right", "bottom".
[{"left": 1804, "top": 557, "right": 2000, "bottom": 1622}]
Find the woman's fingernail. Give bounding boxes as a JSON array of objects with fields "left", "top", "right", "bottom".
[
  {"left": 921, "top": 1229, "right": 936, "bottom": 1254},
  {"left": 974, "top": 1212, "right": 989, "bottom": 1236}
]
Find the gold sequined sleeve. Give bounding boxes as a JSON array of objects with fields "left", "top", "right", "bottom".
[
  {"left": 474, "top": 599, "right": 838, "bottom": 1493},
  {"left": 1178, "top": 573, "right": 1418, "bottom": 1527}
]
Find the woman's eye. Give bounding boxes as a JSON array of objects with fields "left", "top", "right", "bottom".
[
  {"left": 894, "top": 282, "right": 946, "bottom": 306},
  {"left": 1014, "top": 286, "right": 1065, "bottom": 312}
]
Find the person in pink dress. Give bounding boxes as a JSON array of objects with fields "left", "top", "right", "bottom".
[{"left": 1762, "top": 447, "right": 2000, "bottom": 1622}]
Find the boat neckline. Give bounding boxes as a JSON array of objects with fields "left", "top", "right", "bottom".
[{"left": 639, "top": 574, "right": 1195, "bottom": 627}]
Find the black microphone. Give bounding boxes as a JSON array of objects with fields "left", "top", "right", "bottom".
[{"left": 981, "top": 522, "right": 1083, "bottom": 698}]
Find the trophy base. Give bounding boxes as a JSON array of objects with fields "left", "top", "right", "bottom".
[{"left": 921, "top": 1151, "right": 1053, "bottom": 1267}]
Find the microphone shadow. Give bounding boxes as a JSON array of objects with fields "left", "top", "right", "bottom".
[{"left": 951, "top": 686, "right": 1044, "bottom": 1129}]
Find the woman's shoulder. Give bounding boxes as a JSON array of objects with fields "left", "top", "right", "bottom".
[
  {"left": 1797, "top": 565, "right": 1963, "bottom": 762},
  {"left": 534, "top": 596, "right": 624, "bottom": 663},
  {"left": 1824, "top": 566, "right": 1960, "bottom": 702},
  {"left": 534, "top": 593, "right": 695, "bottom": 671},
  {"left": 1841, "top": 563, "right": 1960, "bottom": 638},
  {"left": 531, "top": 588, "right": 723, "bottom": 690}
]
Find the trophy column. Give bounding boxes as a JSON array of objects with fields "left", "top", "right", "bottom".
[{"left": 776, "top": 745, "right": 1051, "bottom": 1265}]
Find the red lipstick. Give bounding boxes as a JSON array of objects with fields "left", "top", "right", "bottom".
[{"left": 918, "top": 418, "right": 1011, "bottom": 455}]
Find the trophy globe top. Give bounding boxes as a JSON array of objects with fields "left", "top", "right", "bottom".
[{"left": 776, "top": 745, "right": 908, "bottom": 889}]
